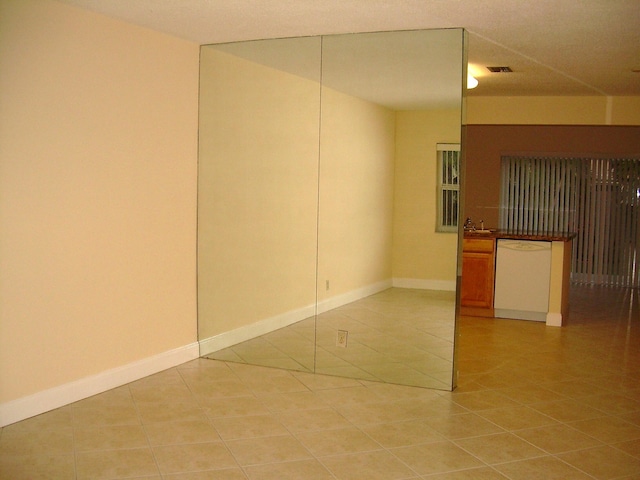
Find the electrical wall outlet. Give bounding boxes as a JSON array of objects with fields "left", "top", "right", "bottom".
[
  {"left": 326, "top": 280, "right": 330, "bottom": 291},
  {"left": 336, "top": 330, "right": 348, "bottom": 348}
]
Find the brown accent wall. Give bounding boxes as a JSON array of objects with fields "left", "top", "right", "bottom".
[{"left": 463, "top": 125, "right": 640, "bottom": 228}]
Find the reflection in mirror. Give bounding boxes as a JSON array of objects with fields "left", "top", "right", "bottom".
[
  {"left": 315, "top": 30, "right": 464, "bottom": 389},
  {"left": 198, "top": 37, "right": 322, "bottom": 372},
  {"left": 198, "top": 29, "right": 465, "bottom": 391}
]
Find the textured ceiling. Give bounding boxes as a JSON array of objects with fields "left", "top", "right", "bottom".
[{"left": 57, "top": 0, "right": 640, "bottom": 97}]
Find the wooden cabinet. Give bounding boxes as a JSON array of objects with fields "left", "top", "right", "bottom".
[{"left": 460, "top": 237, "right": 495, "bottom": 317}]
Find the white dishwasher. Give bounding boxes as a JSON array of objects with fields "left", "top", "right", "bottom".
[{"left": 494, "top": 240, "right": 551, "bottom": 322}]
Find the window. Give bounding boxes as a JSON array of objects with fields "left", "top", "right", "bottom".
[
  {"left": 436, "top": 143, "right": 460, "bottom": 232},
  {"left": 500, "top": 155, "right": 640, "bottom": 287}
]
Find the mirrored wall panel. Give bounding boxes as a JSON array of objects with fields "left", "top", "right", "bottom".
[
  {"left": 198, "top": 37, "right": 322, "bottom": 372},
  {"left": 198, "top": 29, "right": 466, "bottom": 390}
]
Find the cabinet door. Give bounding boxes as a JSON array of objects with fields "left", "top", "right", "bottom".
[{"left": 461, "top": 251, "right": 495, "bottom": 309}]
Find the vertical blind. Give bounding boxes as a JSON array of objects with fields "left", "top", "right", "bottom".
[{"left": 500, "top": 156, "right": 640, "bottom": 287}]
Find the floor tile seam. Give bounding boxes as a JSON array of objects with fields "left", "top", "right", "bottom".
[
  {"left": 289, "top": 421, "right": 390, "bottom": 455},
  {"left": 609, "top": 440, "right": 640, "bottom": 460},
  {"left": 212, "top": 401, "right": 352, "bottom": 441},
  {"left": 276, "top": 405, "right": 376, "bottom": 441},
  {"left": 222, "top": 432, "right": 317, "bottom": 471},
  {"left": 208, "top": 418, "right": 292, "bottom": 442},
  {"left": 145, "top": 370, "right": 213, "bottom": 409},
  {"left": 377, "top": 432, "right": 455, "bottom": 450},
  {"left": 239, "top": 458, "right": 340, "bottom": 480},
  {"left": 178, "top": 363, "right": 263, "bottom": 403},
  {"left": 225, "top": 363, "right": 316, "bottom": 395},
  {"left": 291, "top": 372, "right": 370, "bottom": 392},
  {"left": 131, "top": 396, "right": 204, "bottom": 410},
  {"left": 193, "top": 390, "right": 270, "bottom": 404},
  {"left": 486, "top": 427, "right": 599, "bottom": 457},
  {"left": 0, "top": 440, "right": 75, "bottom": 460},
  {"left": 273, "top": 401, "right": 407, "bottom": 463},
  {"left": 525, "top": 406, "right": 605, "bottom": 424},
  {"left": 127, "top": 384, "right": 165, "bottom": 479},
  {"left": 428, "top": 425, "right": 514, "bottom": 443},
  {"left": 550, "top": 449, "right": 612, "bottom": 480},
  {"left": 585, "top": 405, "right": 640, "bottom": 419},
  {"left": 554, "top": 444, "right": 640, "bottom": 464},
  {"left": 566, "top": 412, "right": 640, "bottom": 429},
  {"left": 203, "top": 409, "right": 280, "bottom": 421},
  {"left": 306, "top": 387, "right": 384, "bottom": 409},
  {"left": 462, "top": 373, "right": 533, "bottom": 391},
  {"left": 472, "top": 399, "right": 565, "bottom": 418},
  {"left": 492, "top": 455, "right": 601, "bottom": 480},
  {"left": 422, "top": 417, "right": 511, "bottom": 441},
  {"left": 615, "top": 412, "right": 640, "bottom": 428},
  {"left": 579, "top": 390, "right": 640, "bottom": 404},
  {"left": 492, "top": 383, "right": 580, "bottom": 403},
  {"left": 74, "top": 446, "right": 163, "bottom": 478},
  {"left": 261, "top": 400, "right": 344, "bottom": 416},
  {"left": 313, "top": 444, "right": 425, "bottom": 479},
  {"left": 562, "top": 415, "right": 640, "bottom": 445},
  {"left": 0, "top": 451, "right": 77, "bottom": 471},
  {"left": 449, "top": 436, "right": 552, "bottom": 468},
  {"left": 306, "top": 442, "right": 395, "bottom": 462},
  {"left": 158, "top": 464, "right": 246, "bottom": 479},
  {"left": 445, "top": 464, "right": 515, "bottom": 480},
  {"left": 330, "top": 408, "right": 451, "bottom": 428},
  {"left": 140, "top": 411, "right": 223, "bottom": 446},
  {"left": 426, "top": 407, "right": 513, "bottom": 434},
  {"left": 72, "top": 439, "right": 154, "bottom": 455},
  {"left": 463, "top": 406, "right": 562, "bottom": 434},
  {"left": 451, "top": 388, "right": 528, "bottom": 411},
  {"left": 218, "top": 430, "right": 294, "bottom": 448},
  {"left": 386, "top": 438, "right": 495, "bottom": 476}
]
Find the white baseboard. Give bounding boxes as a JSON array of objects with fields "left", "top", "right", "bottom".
[
  {"left": 392, "top": 277, "right": 456, "bottom": 291},
  {"left": 546, "top": 312, "right": 563, "bottom": 326},
  {"left": 200, "top": 279, "right": 393, "bottom": 356},
  {"left": 495, "top": 308, "right": 547, "bottom": 322},
  {"left": 0, "top": 342, "right": 199, "bottom": 427}
]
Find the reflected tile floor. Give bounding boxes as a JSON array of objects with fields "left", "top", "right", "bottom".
[
  {"left": 2, "top": 284, "right": 639, "bottom": 479},
  {"left": 208, "top": 288, "right": 456, "bottom": 390}
]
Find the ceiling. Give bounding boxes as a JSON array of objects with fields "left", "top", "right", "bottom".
[
  {"left": 57, "top": 0, "right": 640, "bottom": 97},
  {"left": 207, "top": 30, "right": 465, "bottom": 109}
]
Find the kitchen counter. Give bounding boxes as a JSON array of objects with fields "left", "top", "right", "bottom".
[
  {"left": 464, "top": 230, "right": 576, "bottom": 242},
  {"left": 461, "top": 230, "right": 575, "bottom": 326}
]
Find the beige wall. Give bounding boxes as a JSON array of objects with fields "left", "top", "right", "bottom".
[
  {"left": 0, "top": 0, "right": 199, "bottom": 406},
  {"left": 467, "top": 96, "right": 640, "bottom": 125},
  {"left": 610, "top": 97, "right": 640, "bottom": 125},
  {"left": 393, "top": 109, "right": 461, "bottom": 284},
  {"left": 464, "top": 95, "right": 640, "bottom": 227}
]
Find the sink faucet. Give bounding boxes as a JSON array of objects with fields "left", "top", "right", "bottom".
[{"left": 464, "top": 218, "right": 475, "bottom": 231}]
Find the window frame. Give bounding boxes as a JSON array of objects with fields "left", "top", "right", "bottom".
[{"left": 436, "top": 143, "right": 460, "bottom": 233}]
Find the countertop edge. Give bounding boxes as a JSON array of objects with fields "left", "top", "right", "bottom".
[{"left": 463, "top": 231, "right": 576, "bottom": 242}]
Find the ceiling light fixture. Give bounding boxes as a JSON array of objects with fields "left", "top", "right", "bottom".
[
  {"left": 487, "top": 66, "right": 513, "bottom": 73},
  {"left": 467, "top": 74, "right": 478, "bottom": 89}
]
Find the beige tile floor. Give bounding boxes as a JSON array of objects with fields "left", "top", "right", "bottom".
[{"left": 1, "top": 284, "right": 639, "bottom": 479}]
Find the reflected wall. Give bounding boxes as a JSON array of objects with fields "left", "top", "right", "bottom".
[
  {"left": 198, "top": 29, "right": 466, "bottom": 390},
  {"left": 197, "top": 37, "right": 321, "bottom": 371}
]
